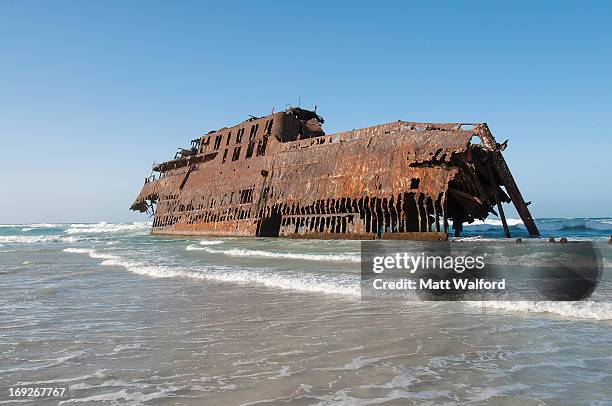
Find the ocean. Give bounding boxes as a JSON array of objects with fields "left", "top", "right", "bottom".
[{"left": 1, "top": 218, "right": 611, "bottom": 404}]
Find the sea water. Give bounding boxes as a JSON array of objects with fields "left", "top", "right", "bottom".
[{"left": 1, "top": 219, "right": 611, "bottom": 404}]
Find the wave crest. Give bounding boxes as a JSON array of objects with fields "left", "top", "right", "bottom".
[
  {"left": 0, "top": 235, "right": 81, "bottom": 244},
  {"left": 189, "top": 246, "right": 361, "bottom": 262},
  {"left": 64, "top": 222, "right": 151, "bottom": 235},
  {"left": 198, "top": 239, "right": 225, "bottom": 246},
  {"left": 463, "top": 300, "right": 612, "bottom": 321},
  {"left": 462, "top": 218, "right": 612, "bottom": 233}
]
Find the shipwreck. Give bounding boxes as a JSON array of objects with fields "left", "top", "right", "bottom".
[{"left": 131, "top": 107, "right": 539, "bottom": 240}]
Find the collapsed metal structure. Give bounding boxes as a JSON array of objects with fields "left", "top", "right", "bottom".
[{"left": 131, "top": 108, "right": 539, "bottom": 240}]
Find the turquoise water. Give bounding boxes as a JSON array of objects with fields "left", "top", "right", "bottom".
[
  {"left": 459, "top": 217, "right": 612, "bottom": 240},
  {"left": 1, "top": 219, "right": 611, "bottom": 404}
]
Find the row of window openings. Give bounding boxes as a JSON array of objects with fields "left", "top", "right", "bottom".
[
  {"left": 158, "top": 187, "right": 255, "bottom": 216},
  {"left": 153, "top": 207, "right": 254, "bottom": 227},
  {"left": 212, "top": 119, "right": 273, "bottom": 151},
  {"left": 221, "top": 136, "right": 269, "bottom": 163}
]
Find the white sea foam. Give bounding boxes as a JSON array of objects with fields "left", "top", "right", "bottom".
[
  {"left": 200, "top": 246, "right": 361, "bottom": 262},
  {"left": 200, "top": 239, "right": 225, "bottom": 245},
  {"left": 112, "top": 343, "right": 142, "bottom": 354},
  {"left": 185, "top": 240, "right": 224, "bottom": 250},
  {"left": 303, "top": 387, "right": 450, "bottom": 404},
  {"left": 463, "top": 300, "right": 612, "bottom": 321},
  {"left": 63, "top": 247, "right": 92, "bottom": 253},
  {"left": 206, "top": 269, "right": 359, "bottom": 296},
  {"left": 65, "top": 222, "right": 151, "bottom": 235},
  {"left": 460, "top": 217, "right": 612, "bottom": 232},
  {"left": 0, "top": 235, "right": 81, "bottom": 244},
  {"left": 0, "top": 223, "right": 63, "bottom": 228},
  {"left": 102, "top": 256, "right": 359, "bottom": 296},
  {"left": 58, "top": 385, "right": 183, "bottom": 405},
  {"left": 453, "top": 236, "right": 497, "bottom": 242},
  {"left": 186, "top": 244, "right": 205, "bottom": 251},
  {"left": 63, "top": 247, "right": 359, "bottom": 296},
  {"left": 462, "top": 218, "right": 525, "bottom": 228},
  {"left": 62, "top": 248, "right": 119, "bottom": 260},
  {"left": 15, "top": 369, "right": 108, "bottom": 386},
  {"left": 328, "top": 356, "right": 383, "bottom": 371}
]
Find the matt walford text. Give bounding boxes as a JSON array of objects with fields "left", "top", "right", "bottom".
[{"left": 370, "top": 253, "right": 506, "bottom": 291}]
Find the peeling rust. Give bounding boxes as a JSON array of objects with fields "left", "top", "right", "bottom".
[{"left": 130, "top": 108, "right": 540, "bottom": 240}]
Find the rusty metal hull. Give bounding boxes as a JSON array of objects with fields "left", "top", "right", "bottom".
[{"left": 131, "top": 108, "right": 539, "bottom": 239}]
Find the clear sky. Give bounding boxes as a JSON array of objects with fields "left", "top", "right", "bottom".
[{"left": 1, "top": 1, "right": 610, "bottom": 223}]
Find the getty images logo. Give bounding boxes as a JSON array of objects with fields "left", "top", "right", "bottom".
[{"left": 372, "top": 252, "right": 486, "bottom": 274}]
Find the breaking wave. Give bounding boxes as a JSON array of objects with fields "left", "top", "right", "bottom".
[
  {"left": 463, "top": 300, "right": 612, "bottom": 321},
  {"left": 537, "top": 218, "right": 612, "bottom": 232},
  {"left": 0, "top": 235, "right": 81, "bottom": 244},
  {"left": 198, "top": 239, "right": 225, "bottom": 246},
  {"left": 185, "top": 244, "right": 205, "bottom": 251},
  {"left": 191, "top": 246, "right": 361, "bottom": 262},
  {"left": 463, "top": 218, "right": 525, "bottom": 229},
  {"left": 65, "top": 222, "right": 151, "bottom": 235},
  {"left": 62, "top": 248, "right": 119, "bottom": 260},
  {"left": 462, "top": 218, "right": 612, "bottom": 233},
  {"left": 0, "top": 223, "right": 63, "bottom": 228},
  {"left": 62, "top": 248, "right": 359, "bottom": 296}
]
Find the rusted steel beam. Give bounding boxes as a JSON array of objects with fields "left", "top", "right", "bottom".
[
  {"left": 496, "top": 199, "right": 511, "bottom": 238},
  {"left": 476, "top": 124, "right": 540, "bottom": 237}
]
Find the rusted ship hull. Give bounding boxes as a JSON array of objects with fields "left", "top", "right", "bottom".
[{"left": 131, "top": 108, "right": 539, "bottom": 240}]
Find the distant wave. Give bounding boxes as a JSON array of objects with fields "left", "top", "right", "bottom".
[
  {"left": 30, "top": 223, "right": 64, "bottom": 228},
  {"left": 537, "top": 218, "right": 612, "bottom": 232},
  {"left": 462, "top": 218, "right": 612, "bottom": 233},
  {"left": 453, "top": 236, "right": 499, "bottom": 242},
  {"left": 463, "top": 218, "right": 525, "bottom": 229},
  {"left": 63, "top": 247, "right": 359, "bottom": 296},
  {"left": 463, "top": 300, "right": 612, "bottom": 321},
  {"left": 0, "top": 235, "right": 81, "bottom": 244},
  {"left": 64, "top": 222, "right": 151, "bottom": 235},
  {"left": 191, "top": 246, "right": 361, "bottom": 263},
  {"left": 0, "top": 223, "right": 63, "bottom": 228}
]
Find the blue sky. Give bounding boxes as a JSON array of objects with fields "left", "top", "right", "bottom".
[{"left": 1, "top": 1, "right": 610, "bottom": 223}]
